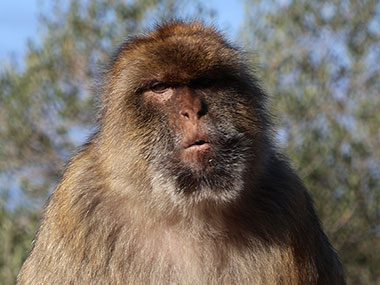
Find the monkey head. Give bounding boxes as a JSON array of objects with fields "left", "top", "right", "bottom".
[{"left": 100, "top": 22, "right": 270, "bottom": 207}]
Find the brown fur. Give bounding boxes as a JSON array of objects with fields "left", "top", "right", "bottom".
[{"left": 18, "top": 21, "right": 345, "bottom": 284}]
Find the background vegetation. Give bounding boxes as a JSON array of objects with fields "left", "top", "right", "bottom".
[{"left": 1, "top": 0, "right": 379, "bottom": 284}]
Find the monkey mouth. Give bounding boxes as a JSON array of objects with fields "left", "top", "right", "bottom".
[
  {"left": 179, "top": 139, "right": 212, "bottom": 167},
  {"left": 177, "top": 136, "right": 213, "bottom": 170},
  {"left": 185, "top": 140, "right": 211, "bottom": 152}
]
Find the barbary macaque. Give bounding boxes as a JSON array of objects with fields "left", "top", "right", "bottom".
[{"left": 18, "top": 21, "right": 345, "bottom": 284}]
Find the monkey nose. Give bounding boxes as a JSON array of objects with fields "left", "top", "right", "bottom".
[
  {"left": 181, "top": 109, "right": 199, "bottom": 120},
  {"left": 180, "top": 102, "right": 207, "bottom": 120}
]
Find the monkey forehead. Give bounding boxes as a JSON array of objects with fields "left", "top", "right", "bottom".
[{"left": 110, "top": 22, "right": 245, "bottom": 84}]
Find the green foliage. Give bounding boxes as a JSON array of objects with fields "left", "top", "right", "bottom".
[
  {"left": 243, "top": 0, "right": 380, "bottom": 283},
  {"left": 0, "top": 203, "right": 39, "bottom": 285}
]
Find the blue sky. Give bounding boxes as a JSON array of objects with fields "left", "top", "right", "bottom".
[
  {"left": 0, "top": 1, "right": 244, "bottom": 64},
  {"left": 0, "top": 1, "right": 39, "bottom": 61}
]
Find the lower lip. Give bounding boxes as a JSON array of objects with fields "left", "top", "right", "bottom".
[{"left": 186, "top": 143, "right": 211, "bottom": 152}]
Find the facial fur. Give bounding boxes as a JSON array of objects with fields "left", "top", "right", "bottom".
[{"left": 100, "top": 21, "right": 269, "bottom": 206}]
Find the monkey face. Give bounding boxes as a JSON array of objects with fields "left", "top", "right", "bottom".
[
  {"left": 137, "top": 78, "right": 256, "bottom": 198},
  {"left": 104, "top": 22, "right": 268, "bottom": 201},
  {"left": 143, "top": 83, "right": 211, "bottom": 171}
]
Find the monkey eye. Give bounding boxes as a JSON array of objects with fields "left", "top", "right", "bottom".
[{"left": 150, "top": 82, "right": 171, "bottom": 93}]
